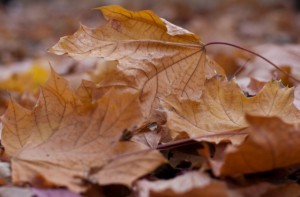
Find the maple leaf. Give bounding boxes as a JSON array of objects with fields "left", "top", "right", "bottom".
[
  {"left": 49, "top": 5, "right": 225, "bottom": 118},
  {"left": 136, "top": 171, "right": 300, "bottom": 197},
  {"left": 1, "top": 70, "right": 166, "bottom": 192},
  {"left": 1, "top": 100, "right": 32, "bottom": 156},
  {"left": 161, "top": 77, "right": 300, "bottom": 141},
  {"left": 209, "top": 115, "right": 300, "bottom": 176}
]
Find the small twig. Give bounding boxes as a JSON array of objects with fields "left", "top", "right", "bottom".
[
  {"left": 202, "top": 42, "right": 300, "bottom": 83},
  {"left": 156, "top": 131, "right": 248, "bottom": 151},
  {"left": 105, "top": 131, "right": 247, "bottom": 165},
  {"left": 229, "top": 58, "right": 250, "bottom": 80}
]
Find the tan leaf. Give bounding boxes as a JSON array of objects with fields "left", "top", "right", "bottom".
[
  {"left": 136, "top": 172, "right": 229, "bottom": 197},
  {"left": 91, "top": 145, "right": 165, "bottom": 186},
  {"left": 49, "top": 5, "right": 225, "bottom": 118},
  {"left": 210, "top": 115, "right": 300, "bottom": 176},
  {"left": 1, "top": 99, "right": 33, "bottom": 156},
  {"left": 131, "top": 122, "right": 164, "bottom": 149},
  {"left": 137, "top": 173, "right": 300, "bottom": 197},
  {"left": 161, "top": 77, "right": 300, "bottom": 140},
  {"left": 246, "top": 80, "right": 299, "bottom": 120},
  {"left": 2, "top": 70, "right": 165, "bottom": 192},
  {"left": 131, "top": 131, "right": 162, "bottom": 149}
]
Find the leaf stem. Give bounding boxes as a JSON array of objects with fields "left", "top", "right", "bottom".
[
  {"left": 202, "top": 41, "right": 300, "bottom": 83},
  {"left": 156, "top": 131, "right": 248, "bottom": 150},
  {"left": 104, "top": 131, "right": 247, "bottom": 168}
]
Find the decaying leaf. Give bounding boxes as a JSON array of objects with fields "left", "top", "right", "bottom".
[
  {"left": 136, "top": 172, "right": 229, "bottom": 197},
  {"left": 1, "top": 100, "right": 33, "bottom": 156},
  {"left": 209, "top": 115, "right": 300, "bottom": 176},
  {"left": 1, "top": 70, "right": 166, "bottom": 192},
  {"left": 3, "top": 4, "right": 300, "bottom": 196},
  {"left": 131, "top": 131, "right": 162, "bottom": 149},
  {"left": 161, "top": 77, "right": 300, "bottom": 141},
  {"left": 130, "top": 121, "right": 165, "bottom": 149},
  {"left": 49, "top": 5, "right": 225, "bottom": 118},
  {"left": 136, "top": 172, "right": 300, "bottom": 197},
  {"left": 161, "top": 77, "right": 247, "bottom": 138},
  {"left": 90, "top": 146, "right": 165, "bottom": 186}
]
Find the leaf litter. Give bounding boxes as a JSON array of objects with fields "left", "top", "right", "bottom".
[{"left": 1, "top": 4, "right": 300, "bottom": 197}]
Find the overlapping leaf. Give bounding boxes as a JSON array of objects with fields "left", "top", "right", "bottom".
[
  {"left": 2, "top": 4, "right": 300, "bottom": 196},
  {"left": 1, "top": 70, "right": 166, "bottom": 192},
  {"left": 136, "top": 172, "right": 300, "bottom": 197},
  {"left": 161, "top": 77, "right": 300, "bottom": 140},
  {"left": 209, "top": 115, "right": 300, "bottom": 176},
  {"left": 49, "top": 5, "right": 225, "bottom": 118}
]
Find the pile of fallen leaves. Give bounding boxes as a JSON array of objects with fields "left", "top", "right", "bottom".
[{"left": 1, "top": 5, "right": 300, "bottom": 197}]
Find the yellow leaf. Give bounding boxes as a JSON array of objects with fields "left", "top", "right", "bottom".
[{"left": 0, "top": 65, "right": 49, "bottom": 93}]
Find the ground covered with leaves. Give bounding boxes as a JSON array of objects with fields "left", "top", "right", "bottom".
[{"left": 1, "top": 1, "right": 300, "bottom": 197}]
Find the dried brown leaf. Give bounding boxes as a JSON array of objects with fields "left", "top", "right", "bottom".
[
  {"left": 91, "top": 146, "right": 164, "bottom": 186},
  {"left": 1, "top": 70, "right": 166, "bottom": 192},
  {"left": 161, "top": 77, "right": 300, "bottom": 142},
  {"left": 210, "top": 115, "right": 300, "bottom": 176},
  {"left": 1, "top": 100, "right": 32, "bottom": 156},
  {"left": 49, "top": 5, "right": 225, "bottom": 118}
]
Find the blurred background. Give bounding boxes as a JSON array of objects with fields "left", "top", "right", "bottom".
[
  {"left": 0, "top": 0, "right": 300, "bottom": 112},
  {"left": 0, "top": 0, "right": 299, "bottom": 64}
]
